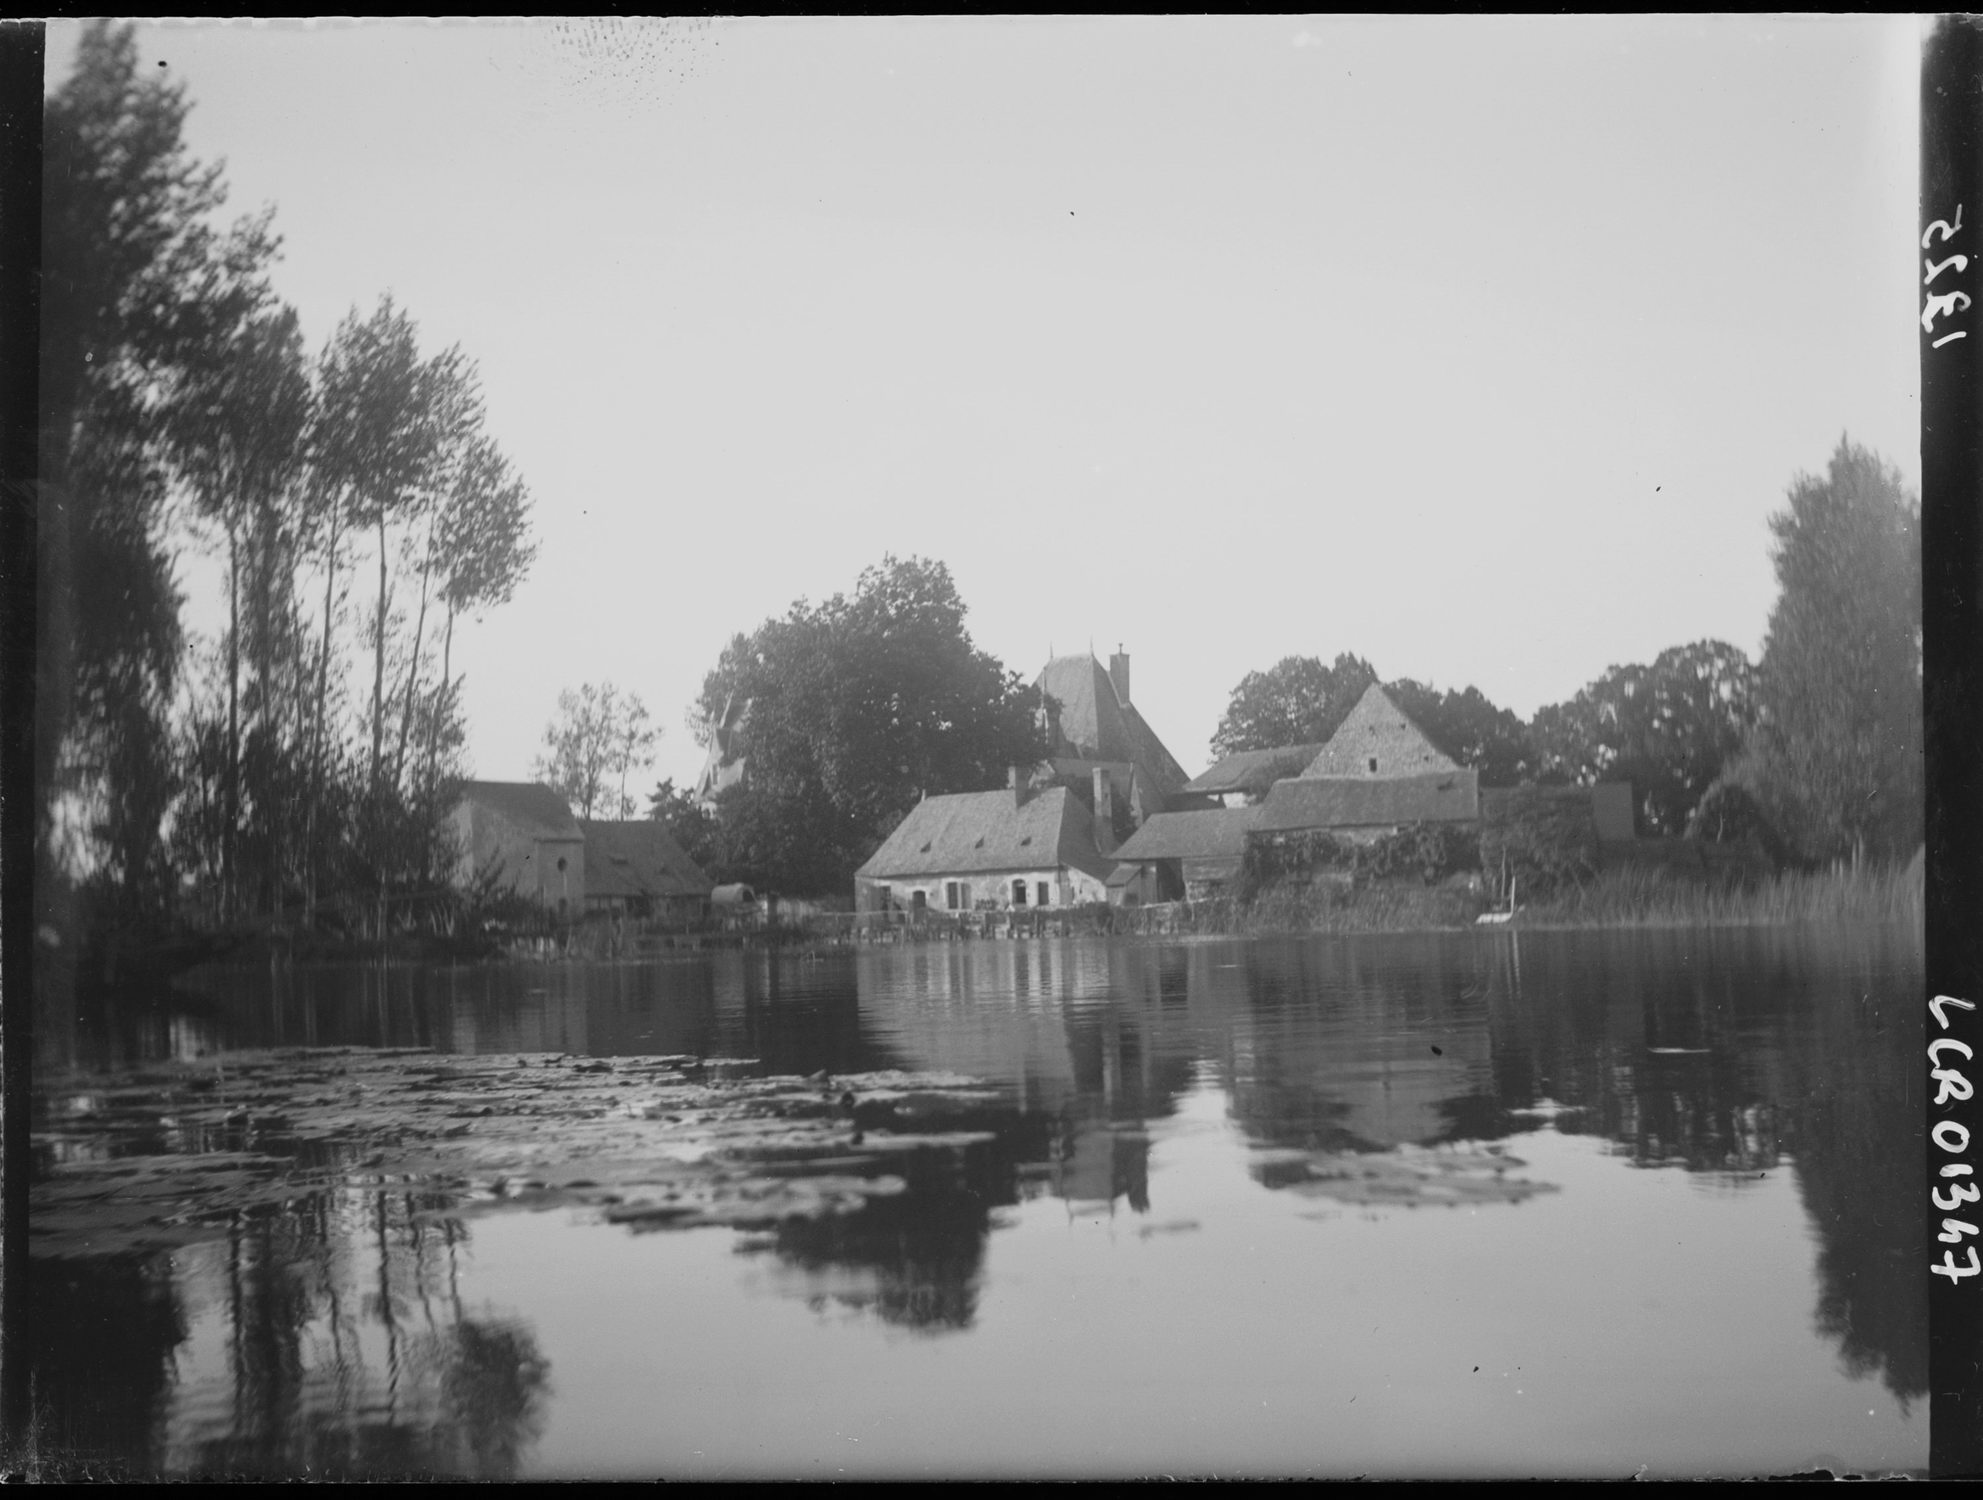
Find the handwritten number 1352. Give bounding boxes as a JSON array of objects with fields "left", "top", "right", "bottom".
[{"left": 1924, "top": 206, "right": 1968, "bottom": 347}]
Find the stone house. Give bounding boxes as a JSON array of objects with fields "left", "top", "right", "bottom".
[
  {"left": 452, "top": 782, "right": 586, "bottom": 916},
  {"left": 578, "top": 819, "right": 714, "bottom": 922},
  {"left": 854, "top": 772, "right": 1115, "bottom": 914}
]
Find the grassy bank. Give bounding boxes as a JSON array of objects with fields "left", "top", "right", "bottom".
[
  {"left": 1515, "top": 857, "right": 1924, "bottom": 933},
  {"left": 1208, "top": 855, "right": 1924, "bottom": 939}
]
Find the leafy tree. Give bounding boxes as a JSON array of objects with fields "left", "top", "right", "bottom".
[
  {"left": 647, "top": 777, "right": 721, "bottom": 875},
  {"left": 1209, "top": 652, "right": 1377, "bottom": 756},
  {"left": 311, "top": 297, "right": 455, "bottom": 789},
  {"left": 1528, "top": 640, "right": 1758, "bottom": 835},
  {"left": 1733, "top": 439, "right": 1922, "bottom": 863},
  {"left": 39, "top": 19, "right": 279, "bottom": 926},
  {"left": 162, "top": 303, "right": 313, "bottom": 917},
  {"left": 425, "top": 436, "right": 535, "bottom": 788},
  {"left": 695, "top": 556, "right": 1044, "bottom": 894},
  {"left": 534, "top": 682, "right": 657, "bottom": 820}
]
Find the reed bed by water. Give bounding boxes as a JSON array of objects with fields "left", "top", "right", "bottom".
[{"left": 1519, "top": 856, "right": 1924, "bottom": 934}]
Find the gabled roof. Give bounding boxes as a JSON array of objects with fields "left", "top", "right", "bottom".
[
  {"left": 1252, "top": 770, "right": 1480, "bottom": 833},
  {"left": 1302, "top": 683, "right": 1459, "bottom": 779},
  {"left": 1034, "top": 654, "right": 1191, "bottom": 799},
  {"left": 1112, "top": 805, "right": 1264, "bottom": 862},
  {"left": 454, "top": 781, "right": 581, "bottom": 840},
  {"left": 578, "top": 820, "right": 714, "bottom": 901},
  {"left": 1185, "top": 744, "right": 1329, "bottom": 799},
  {"left": 855, "top": 786, "right": 1112, "bottom": 883}
]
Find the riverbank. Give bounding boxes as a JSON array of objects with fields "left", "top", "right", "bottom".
[{"left": 1176, "top": 857, "right": 1923, "bottom": 939}]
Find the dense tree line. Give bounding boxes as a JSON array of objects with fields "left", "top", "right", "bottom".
[
  {"left": 1210, "top": 437, "right": 1920, "bottom": 865},
  {"left": 38, "top": 22, "right": 536, "bottom": 950}
]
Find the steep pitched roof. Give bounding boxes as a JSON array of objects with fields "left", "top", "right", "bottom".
[
  {"left": 1185, "top": 744, "right": 1328, "bottom": 799},
  {"left": 579, "top": 820, "right": 714, "bottom": 901},
  {"left": 1302, "top": 682, "right": 1460, "bottom": 779},
  {"left": 1252, "top": 770, "right": 1480, "bottom": 833},
  {"left": 1112, "top": 805, "right": 1264, "bottom": 862},
  {"left": 454, "top": 781, "right": 581, "bottom": 840},
  {"left": 856, "top": 786, "right": 1112, "bottom": 883},
  {"left": 1034, "top": 654, "right": 1191, "bottom": 800}
]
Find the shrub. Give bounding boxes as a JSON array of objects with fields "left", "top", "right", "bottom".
[
  {"left": 1353, "top": 821, "right": 1481, "bottom": 885},
  {"left": 1479, "top": 786, "right": 1601, "bottom": 902},
  {"left": 1686, "top": 780, "right": 1795, "bottom": 869}
]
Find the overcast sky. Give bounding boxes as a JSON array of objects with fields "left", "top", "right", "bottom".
[{"left": 46, "top": 16, "right": 1923, "bottom": 793}]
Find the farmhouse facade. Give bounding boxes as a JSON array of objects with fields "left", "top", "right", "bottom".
[{"left": 854, "top": 776, "right": 1115, "bottom": 914}]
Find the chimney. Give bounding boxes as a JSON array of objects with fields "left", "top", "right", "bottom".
[
  {"left": 1108, "top": 646, "right": 1130, "bottom": 707},
  {"left": 1092, "top": 767, "right": 1118, "bottom": 856},
  {"left": 1009, "top": 764, "right": 1028, "bottom": 807}
]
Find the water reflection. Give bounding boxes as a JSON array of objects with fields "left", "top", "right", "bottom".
[
  {"left": 30, "top": 1187, "right": 550, "bottom": 1478},
  {"left": 33, "top": 924, "right": 1926, "bottom": 1474}
]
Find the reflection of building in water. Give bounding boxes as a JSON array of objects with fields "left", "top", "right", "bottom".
[
  {"left": 31, "top": 1184, "right": 550, "bottom": 1478},
  {"left": 856, "top": 940, "right": 1196, "bottom": 1220}
]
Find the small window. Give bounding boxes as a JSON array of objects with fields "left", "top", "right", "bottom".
[
  {"left": 1012, "top": 879, "right": 1028, "bottom": 907},
  {"left": 1037, "top": 881, "right": 1050, "bottom": 907},
  {"left": 1368, "top": 757, "right": 1378, "bottom": 774}
]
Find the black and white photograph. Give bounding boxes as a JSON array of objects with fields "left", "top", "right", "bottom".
[{"left": 12, "top": 14, "right": 1946, "bottom": 1481}]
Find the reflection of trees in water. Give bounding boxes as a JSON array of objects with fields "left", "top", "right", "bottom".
[
  {"left": 1480, "top": 926, "right": 1925, "bottom": 1408},
  {"left": 753, "top": 1129, "right": 1050, "bottom": 1333},
  {"left": 28, "top": 1257, "right": 185, "bottom": 1472},
  {"left": 1771, "top": 935, "right": 1926, "bottom": 1409},
  {"left": 1212, "top": 937, "right": 1503, "bottom": 1165},
  {"left": 32, "top": 1185, "right": 550, "bottom": 1479}
]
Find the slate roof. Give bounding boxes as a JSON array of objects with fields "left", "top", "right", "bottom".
[
  {"left": 1035, "top": 654, "right": 1191, "bottom": 799},
  {"left": 578, "top": 820, "right": 714, "bottom": 901},
  {"left": 1184, "top": 744, "right": 1328, "bottom": 799},
  {"left": 454, "top": 781, "right": 581, "bottom": 840},
  {"left": 1112, "top": 805, "right": 1264, "bottom": 863},
  {"left": 1252, "top": 770, "right": 1481, "bottom": 833},
  {"left": 855, "top": 786, "right": 1113, "bottom": 883}
]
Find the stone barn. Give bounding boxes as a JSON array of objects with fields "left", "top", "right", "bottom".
[{"left": 451, "top": 782, "right": 585, "bottom": 916}]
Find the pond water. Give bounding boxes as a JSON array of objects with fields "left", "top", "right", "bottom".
[{"left": 31, "top": 926, "right": 1927, "bottom": 1479}]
